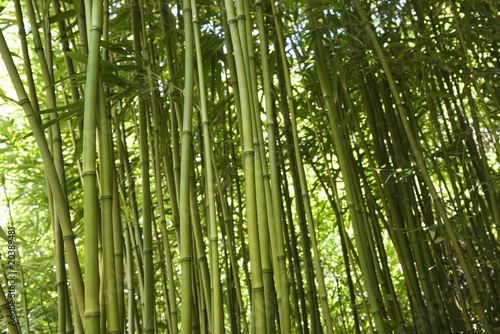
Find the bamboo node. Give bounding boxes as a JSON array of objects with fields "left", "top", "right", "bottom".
[
  {"left": 101, "top": 195, "right": 113, "bottom": 200},
  {"left": 90, "top": 26, "right": 103, "bottom": 33},
  {"left": 237, "top": 15, "right": 246, "bottom": 21},
  {"left": 243, "top": 151, "right": 255, "bottom": 157},
  {"left": 63, "top": 234, "right": 76, "bottom": 240},
  {"left": 253, "top": 287, "right": 265, "bottom": 292},
  {"left": 81, "top": 171, "right": 97, "bottom": 177},
  {"left": 18, "top": 98, "right": 30, "bottom": 106},
  {"left": 85, "top": 312, "right": 101, "bottom": 318}
]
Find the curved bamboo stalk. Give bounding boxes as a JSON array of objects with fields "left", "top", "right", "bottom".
[{"left": 0, "top": 27, "right": 86, "bottom": 327}]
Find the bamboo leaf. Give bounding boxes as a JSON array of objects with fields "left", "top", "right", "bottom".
[
  {"left": 67, "top": 51, "right": 120, "bottom": 71},
  {"left": 0, "top": 0, "right": 9, "bottom": 14},
  {"left": 49, "top": 10, "right": 76, "bottom": 24},
  {"left": 0, "top": 225, "right": 8, "bottom": 241},
  {"left": 72, "top": 135, "right": 82, "bottom": 165},
  {"left": 101, "top": 40, "right": 130, "bottom": 55},
  {"left": 72, "top": 0, "right": 81, "bottom": 14},
  {"left": 41, "top": 107, "right": 83, "bottom": 130},
  {"left": 35, "top": 99, "right": 84, "bottom": 115}
]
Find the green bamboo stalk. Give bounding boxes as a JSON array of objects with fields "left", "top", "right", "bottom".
[
  {"left": 76, "top": 0, "right": 88, "bottom": 56},
  {"left": 346, "top": 238, "right": 375, "bottom": 333},
  {"left": 153, "top": 221, "right": 172, "bottom": 333},
  {"left": 158, "top": 0, "right": 183, "bottom": 133},
  {"left": 238, "top": 2, "right": 282, "bottom": 331},
  {"left": 82, "top": 0, "right": 105, "bottom": 331},
  {"left": 218, "top": 0, "right": 252, "bottom": 300},
  {"left": 13, "top": 0, "right": 40, "bottom": 119},
  {"left": 100, "top": 245, "right": 107, "bottom": 334},
  {"left": 111, "top": 171, "right": 125, "bottom": 333},
  {"left": 129, "top": 0, "right": 155, "bottom": 329},
  {"left": 97, "top": 84, "right": 120, "bottom": 333},
  {"left": 123, "top": 218, "right": 135, "bottom": 334},
  {"left": 31, "top": 106, "right": 67, "bottom": 334},
  {"left": 254, "top": 4, "right": 292, "bottom": 332},
  {"left": 171, "top": 109, "right": 182, "bottom": 232},
  {"left": 223, "top": 1, "right": 267, "bottom": 332},
  {"left": 281, "top": 205, "right": 304, "bottom": 334},
  {"left": 18, "top": 263, "right": 29, "bottom": 334},
  {"left": 40, "top": 0, "right": 52, "bottom": 76},
  {"left": 189, "top": 160, "right": 212, "bottom": 331},
  {"left": 147, "top": 37, "right": 179, "bottom": 334},
  {"left": 0, "top": 281, "right": 19, "bottom": 334},
  {"left": 220, "top": 227, "right": 238, "bottom": 332},
  {"left": 191, "top": 1, "right": 223, "bottom": 331},
  {"left": 161, "top": 136, "right": 181, "bottom": 243},
  {"left": 218, "top": 0, "right": 244, "bottom": 151},
  {"left": 52, "top": 0, "right": 82, "bottom": 105},
  {"left": 179, "top": 0, "right": 195, "bottom": 330},
  {"left": 281, "top": 171, "right": 308, "bottom": 333},
  {"left": 53, "top": 205, "right": 68, "bottom": 334},
  {"left": 118, "top": 121, "right": 145, "bottom": 292},
  {"left": 210, "top": 147, "right": 250, "bottom": 334},
  {"left": 157, "top": 165, "right": 179, "bottom": 334}
]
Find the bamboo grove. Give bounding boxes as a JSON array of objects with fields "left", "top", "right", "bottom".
[{"left": 0, "top": 0, "right": 499, "bottom": 332}]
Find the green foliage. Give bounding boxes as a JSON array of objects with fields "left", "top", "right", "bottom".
[{"left": 0, "top": 0, "right": 499, "bottom": 332}]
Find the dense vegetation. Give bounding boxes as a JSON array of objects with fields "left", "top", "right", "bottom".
[{"left": 0, "top": 0, "right": 499, "bottom": 333}]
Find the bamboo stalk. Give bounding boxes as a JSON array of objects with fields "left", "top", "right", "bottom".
[
  {"left": 179, "top": 0, "right": 195, "bottom": 331},
  {"left": 223, "top": 0, "right": 267, "bottom": 332},
  {"left": 191, "top": 0, "right": 223, "bottom": 331}
]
